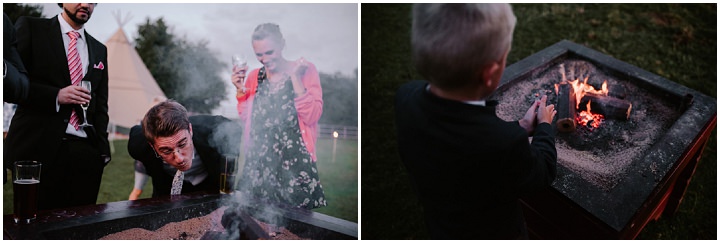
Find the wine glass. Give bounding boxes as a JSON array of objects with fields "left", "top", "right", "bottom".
[
  {"left": 231, "top": 54, "right": 248, "bottom": 93},
  {"left": 78, "top": 80, "right": 92, "bottom": 127}
]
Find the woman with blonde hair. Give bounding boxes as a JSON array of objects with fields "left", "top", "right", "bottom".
[{"left": 231, "top": 23, "right": 326, "bottom": 210}]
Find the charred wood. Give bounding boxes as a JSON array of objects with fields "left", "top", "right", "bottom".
[
  {"left": 556, "top": 82, "right": 577, "bottom": 133},
  {"left": 579, "top": 93, "right": 632, "bottom": 120}
]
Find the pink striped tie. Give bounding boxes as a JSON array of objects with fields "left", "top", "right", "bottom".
[{"left": 67, "top": 31, "right": 82, "bottom": 130}]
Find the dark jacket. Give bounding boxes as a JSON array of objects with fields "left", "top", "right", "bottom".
[
  {"left": 395, "top": 80, "right": 557, "bottom": 239},
  {"left": 5, "top": 15, "right": 110, "bottom": 169},
  {"left": 3, "top": 13, "right": 29, "bottom": 104},
  {"left": 127, "top": 115, "right": 243, "bottom": 197}
]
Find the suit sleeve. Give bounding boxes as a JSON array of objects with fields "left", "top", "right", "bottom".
[
  {"left": 512, "top": 122, "right": 557, "bottom": 195},
  {"left": 201, "top": 115, "right": 243, "bottom": 156},
  {"left": 4, "top": 13, "right": 29, "bottom": 104},
  {"left": 14, "top": 17, "right": 62, "bottom": 112}
]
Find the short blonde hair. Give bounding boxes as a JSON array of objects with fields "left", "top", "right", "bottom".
[
  {"left": 252, "top": 23, "right": 285, "bottom": 47},
  {"left": 412, "top": 3, "right": 516, "bottom": 90}
]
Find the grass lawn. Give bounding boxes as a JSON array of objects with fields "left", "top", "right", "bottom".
[
  {"left": 4, "top": 138, "right": 358, "bottom": 223},
  {"left": 361, "top": 3, "right": 715, "bottom": 240}
]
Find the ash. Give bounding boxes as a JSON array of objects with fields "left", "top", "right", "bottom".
[{"left": 492, "top": 59, "right": 681, "bottom": 191}]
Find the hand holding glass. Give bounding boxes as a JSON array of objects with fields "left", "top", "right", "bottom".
[
  {"left": 232, "top": 54, "right": 248, "bottom": 93},
  {"left": 79, "top": 80, "right": 92, "bottom": 127}
]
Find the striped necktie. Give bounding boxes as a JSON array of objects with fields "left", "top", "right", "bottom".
[
  {"left": 171, "top": 169, "right": 184, "bottom": 195},
  {"left": 67, "top": 31, "right": 82, "bottom": 130}
]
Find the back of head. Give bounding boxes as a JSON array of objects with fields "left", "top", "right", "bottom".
[
  {"left": 252, "top": 23, "right": 285, "bottom": 46},
  {"left": 142, "top": 100, "right": 190, "bottom": 144},
  {"left": 412, "top": 3, "right": 516, "bottom": 90}
]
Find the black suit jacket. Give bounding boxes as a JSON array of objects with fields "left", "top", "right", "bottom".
[
  {"left": 4, "top": 13, "right": 29, "bottom": 104},
  {"left": 396, "top": 81, "right": 557, "bottom": 239},
  {"left": 4, "top": 16, "right": 110, "bottom": 168},
  {"left": 127, "top": 115, "right": 243, "bottom": 197}
]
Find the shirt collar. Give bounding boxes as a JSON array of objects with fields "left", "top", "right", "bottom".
[
  {"left": 425, "top": 83, "right": 486, "bottom": 106},
  {"left": 162, "top": 147, "right": 207, "bottom": 186},
  {"left": 58, "top": 13, "right": 85, "bottom": 38},
  {"left": 463, "top": 100, "right": 486, "bottom": 106}
]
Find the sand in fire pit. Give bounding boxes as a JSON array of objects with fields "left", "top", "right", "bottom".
[
  {"left": 492, "top": 58, "right": 681, "bottom": 191},
  {"left": 99, "top": 205, "right": 309, "bottom": 240},
  {"left": 99, "top": 206, "right": 227, "bottom": 240},
  {"left": 251, "top": 217, "right": 307, "bottom": 240}
]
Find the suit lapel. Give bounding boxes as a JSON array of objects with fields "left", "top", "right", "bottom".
[{"left": 84, "top": 31, "right": 97, "bottom": 81}]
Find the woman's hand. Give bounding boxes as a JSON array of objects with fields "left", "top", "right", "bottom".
[
  {"left": 128, "top": 188, "right": 142, "bottom": 200},
  {"left": 231, "top": 65, "right": 249, "bottom": 91},
  {"left": 288, "top": 58, "right": 309, "bottom": 95},
  {"left": 291, "top": 57, "right": 309, "bottom": 79}
]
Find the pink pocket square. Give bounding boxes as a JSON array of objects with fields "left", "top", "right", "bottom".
[{"left": 93, "top": 61, "right": 105, "bottom": 70}]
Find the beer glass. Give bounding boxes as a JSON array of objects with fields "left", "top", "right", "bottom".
[
  {"left": 220, "top": 154, "right": 238, "bottom": 194},
  {"left": 13, "top": 161, "right": 41, "bottom": 224}
]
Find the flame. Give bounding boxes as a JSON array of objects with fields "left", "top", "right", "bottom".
[
  {"left": 568, "top": 77, "right": 608, "bottom": 109},
  {"left": 554, "top": 74, "right": 609, "bottom": 130},
  {"left": 577, "top": 100, "right": 604, "bottom": 129}
]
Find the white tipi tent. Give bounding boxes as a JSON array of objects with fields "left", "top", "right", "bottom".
[{"left": 106, "top": 27, "right": 166, "bottom": 130}]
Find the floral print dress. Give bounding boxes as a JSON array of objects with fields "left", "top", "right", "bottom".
[{"left": 239, "top": 67, "right": 327, "bottom": 209}]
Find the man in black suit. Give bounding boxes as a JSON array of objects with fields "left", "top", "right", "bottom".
[
  {"left": 128, "top": 100, "right": 242, "bottom": 197},
  {"left": 4, "top": 3, "right": 110, "bottom": 210}
]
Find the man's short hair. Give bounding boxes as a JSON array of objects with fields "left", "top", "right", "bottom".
[
  {"left": 141, "top": 100, "right": 190, "bottom": 144},
  {"left": 412, "top": 3, "right": 516, "bottom": 90}
]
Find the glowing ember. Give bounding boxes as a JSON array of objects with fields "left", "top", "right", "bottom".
[
  {"left": 564, "top": 75, "right": 608, "bottom": 129},
  {"left": 577, "top": 100, "right": 604, "bottom": 128},
  {"left": 554, "top": 72, "right": 610, "bottom": 130}
]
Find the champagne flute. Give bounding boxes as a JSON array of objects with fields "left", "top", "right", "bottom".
[
  {"left": 231, "top": 54, "right": 248, "bottom": 93},
  {"left": 78, "top": 80, "right": 92, "bottom": 127}
]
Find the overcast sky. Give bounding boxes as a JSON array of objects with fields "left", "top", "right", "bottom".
[{"left": 36, "top": 3, "right": 358, "bottom": 117}]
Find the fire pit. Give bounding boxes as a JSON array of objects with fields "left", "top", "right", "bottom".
[
  {"left": 489, "top": 40, "right": 716, "bottom": 239},
  {"left": 3, "top": 193, "right": 357, "bottom": 240}
]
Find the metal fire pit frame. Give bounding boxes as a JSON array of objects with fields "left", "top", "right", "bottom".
[
  {"left": 3, "top": 193, "right": 358, "bottom": 240},
  {"left": 495, "top": 40, "right": 716, "bottom": 239}
]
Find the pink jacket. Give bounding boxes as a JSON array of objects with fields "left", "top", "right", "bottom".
[{"left": 236, "top": 62, "right": 323, "bottom": 161}]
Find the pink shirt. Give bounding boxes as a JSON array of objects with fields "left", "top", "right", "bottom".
[{"left": 236, "top": 62, "right": 323, "bottom": 161}]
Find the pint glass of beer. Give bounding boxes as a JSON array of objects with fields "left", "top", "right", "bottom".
[
  {"left": 13, "top": 161, "right": 41, "bottom": 224},
  {"left": 220, "top": 154, "right": 238, "bottom": 194}
]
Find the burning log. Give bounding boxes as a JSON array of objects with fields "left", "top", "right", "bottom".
[
  {"left": 579, "top": 93, "right": 632, "bottom": 120},
  {"left": 556, "top": 82, "right": 577, "bottom": 132},
  {"left": 608, "top": 85, "right": 627, "bottom": 99}
]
